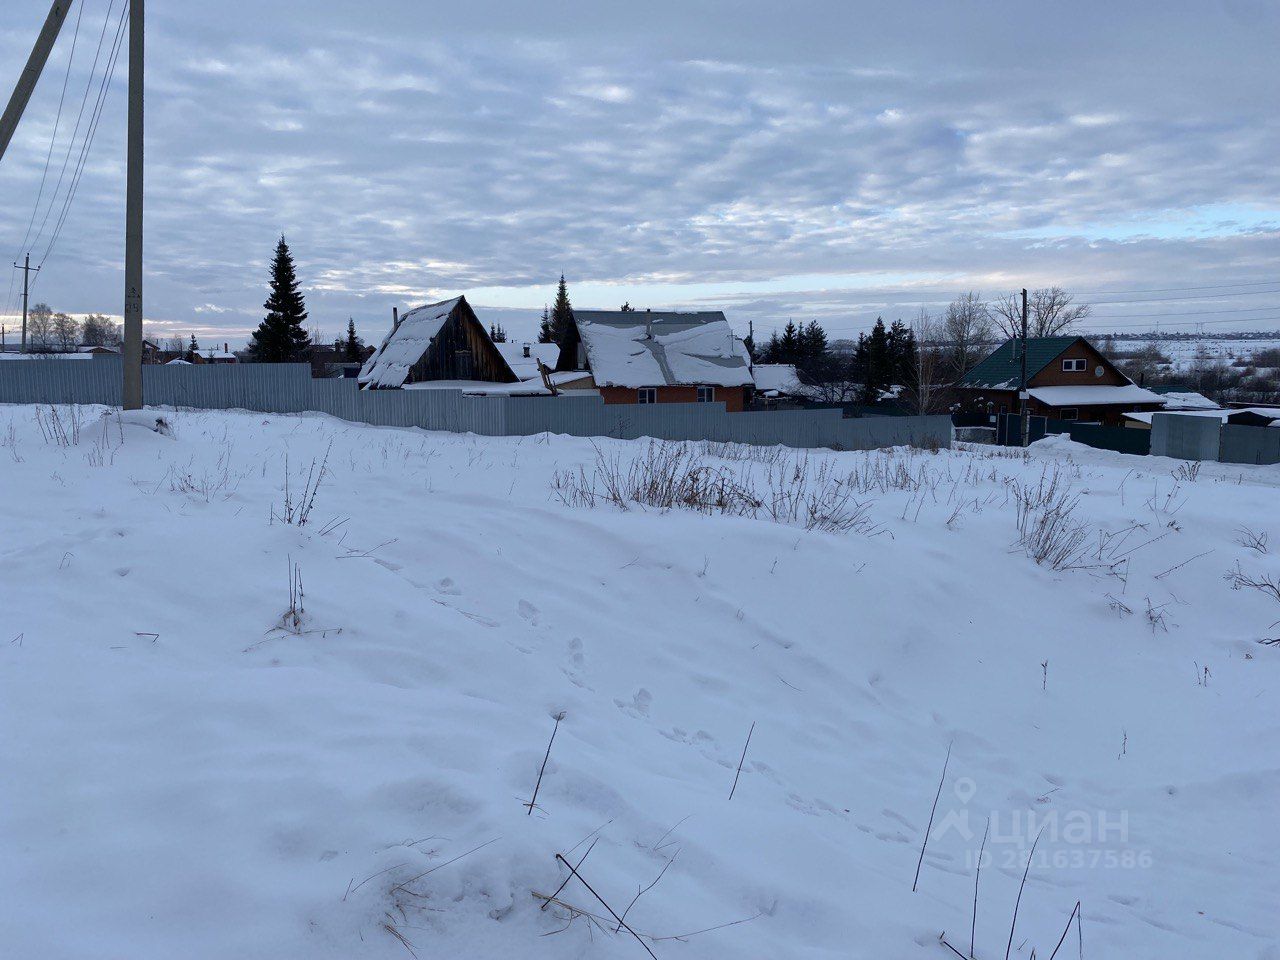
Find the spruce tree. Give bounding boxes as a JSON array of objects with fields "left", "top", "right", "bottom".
[
  {"left": 537, "top": 305, "right": 554, "bottom": 343},
  {"left": 247, "top": 236, "right": 311, "bottom": 362},
  {"left": 187, "top": 334, "right": 199, "bottom": 361},
  {"left": 550, "top": 275, "right": 574, "bottom": 344},
  {"left": 343, "top": 317, "right": 365, "bottom": 362},
  {"left": 777, "top": 320, "right": 800, "bottom": 363}
]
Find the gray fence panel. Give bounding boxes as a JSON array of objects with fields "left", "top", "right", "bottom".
[
  {"left": 0, "top": 362, "right": 953, "bottom": 452},
  {"left": 1151, "top": 413, "right": 1221, "bottom": 461},
  {"left": 1219, "top": 423, "right": 1280, "bottom": 465},
  {"left": 0, "top": 358, "right": 121, "bottom": 404}
]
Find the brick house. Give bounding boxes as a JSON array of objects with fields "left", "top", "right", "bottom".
[
  {"left": 556, "top": 310, "right": 753, "bottom": 411},
  {"left": 956, "top": 335, "right": 1164, "bottom": 426}
]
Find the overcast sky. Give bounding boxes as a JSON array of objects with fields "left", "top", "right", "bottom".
[{"left": 1, "top": 0, "right": 1278, "bottom": 347}]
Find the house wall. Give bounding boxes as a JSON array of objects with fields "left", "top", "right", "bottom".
[
  {"left": 599, "top": 384, "right": 748, "bottom": 412},
  {"left": 406, "top": 309, "right": 516, "bottom": 384},
  {"left": 1028, "top": 341, "right": 1128, "bottom": 388}
]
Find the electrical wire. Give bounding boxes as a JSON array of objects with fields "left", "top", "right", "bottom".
[{"left": 32, "top": 1, "right": 129, "bottom": 284}]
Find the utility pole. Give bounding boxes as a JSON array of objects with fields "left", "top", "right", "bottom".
[
  {"left": 1018, "top": 287, "right": 1030, "bottom": 448},
  {"left": 0, "top": 1, "right": 75, "bottom": 164},
  {"left": 122, "top": 0, "right": 143, "bottom": 409},
  {"left": 13, "top": 254, "right": 39, "bottom": 352}
]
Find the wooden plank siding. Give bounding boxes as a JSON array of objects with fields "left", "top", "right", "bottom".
[{"left": 406, "top": 300, "right": 517, "bottom": 385}]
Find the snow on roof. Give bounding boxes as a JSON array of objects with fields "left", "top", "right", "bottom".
[
  {"left": 202, "top": 350, "right": 236, "bottom": 360},
  {"left": 166, "top": 358, "right": 193, "bottom": 365},
  {"left": 496, "top": 341, "right": 559, "bottom": 381},
  {"left": 402, "top": 379, "right": 551, "bottom": 396},
  {"left": 0, "top": 351, "right": 92, "bottom": 360},
  {"left": 1157, "top": 390, "right": 1218, "bottom": 410},
  {"left": 751, "top": 363, "right": 803, "bottom": 396},
  {"left": 1125, "top": 407, "right": 1280, "bottom": 426},
  {"left": 1026, "top": 384, "right": 1162, "bottom": 407},
  {"left": 358, "top": 297, "right": 461, "bottom": 389},
  {"left": 573, "top": 311, "right": 753, "bottom": 389}
]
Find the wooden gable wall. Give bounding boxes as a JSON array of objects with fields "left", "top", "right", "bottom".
[
  {"left": 1028, "top": 339, "right": 1129, "bottom": 388},
  {"left": 406, "top": 300, "right": 517, "bottom": 384}
]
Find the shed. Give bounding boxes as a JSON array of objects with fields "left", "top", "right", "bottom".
[{"left": 359, "top": 296, "right": 517, "bottom": 389}]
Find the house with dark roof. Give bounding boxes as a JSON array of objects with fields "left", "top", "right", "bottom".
[
  {"left": 358, "top": 296, "right": 517, "bottom": 389},
  {"left": 556, "top": 310, "right": 754, "bottom": 411},
  {"left": 956, "top": 335, "right": 1163, "bottom": 426}
]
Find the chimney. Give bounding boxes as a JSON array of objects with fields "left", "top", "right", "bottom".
[
  {"left": 392, "top": 306, "right": 399, "bottom": 329},
  {"left": 223, "top": 342, "right": 228, "bottom": 354},
  {"left": 522, "top": 343, "right": 530, "bottom": 358}
]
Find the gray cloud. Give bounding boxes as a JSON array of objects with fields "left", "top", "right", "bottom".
[{"left": 1, "top": 0, "right": 1277, "bottom": 346}]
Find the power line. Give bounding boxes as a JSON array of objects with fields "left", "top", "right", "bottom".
[
  {"left": 1089, "top": 303, "right": 1280, "bottom": 319},
  {"left": 29, "top": 0, "right": 118, "bottom": 255},
  {"left": 33, "top": 1, "right": 129, "bottom": 282},
  {"left": 14, "top": 0, "right": 85, "bottom": 260},
  {"left": 1085, "top": 286, "right": 1280, "bottom": 305},
  {"left": 1074, "top": 278, "right": 1280, "bottom": 297}
]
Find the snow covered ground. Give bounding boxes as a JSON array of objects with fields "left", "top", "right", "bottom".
[
  {"left": 2, "top": 405, "right": 1278, "bottom": 960},
  {"left": 1111, "top": 336, "right": 1280, "bottom": 373}
]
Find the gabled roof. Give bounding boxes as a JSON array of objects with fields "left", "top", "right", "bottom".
[
  {"left": 958, "top": 336, "right": 1100, "bottom": 389},
  {"left": 358, "top": 297, "right": 463, "bottom": 388},
  {"left": 571, "top": 310, "right": 753, "bottom": 389}
]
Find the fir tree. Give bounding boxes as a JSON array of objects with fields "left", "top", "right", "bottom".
[
  {"left": 550, "top": 275, "right": 574, "bottom": 344},
  {"left": 247, "top": 236, "right": 311, "bottom": 362},
  {"left": 798, "top": 320, "right": 828, "bottom": 367},
  {"left": 620, "top": 301, "right": 635, "bottom": 312},
  {"left": 343, "top": 317, "right": 365, "bottom": 362},
  {"left": 777, "top": 320, "right": 800, "bottom": 363},
  {"left": 187, "top": 334, "right": 199, "bottom": 361},
  {"left": 489, "top": 322, "right": 508, "bottom": 343},
  {"left": 537, "top": 305, "right": 554, "bottom": 344}
]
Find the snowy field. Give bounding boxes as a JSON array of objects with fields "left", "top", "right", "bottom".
[
  {"left": 1111, "top": 336, "right": 1280, "bottom": 372},
  {"left": 2, "top": 405, "right": 1278, "bottom": 960}
]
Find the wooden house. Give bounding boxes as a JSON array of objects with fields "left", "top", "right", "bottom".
[
  {"left": 956, "top": 335, "right": 1163, "bottom": 426},
  {"left": 555, "top": 310, "right": 754, "bottom": 411},
  {"left": 358, "top": 296, "right": 517, "bottom": 389}
]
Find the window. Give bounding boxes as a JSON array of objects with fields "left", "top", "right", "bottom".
[
  {"left": 1060, "top": 407, "right": 1079, "bottom": 421},
  {"left": 1061, "top": 358, "right": 1087, "bottom": 372},
  {"left": 696, "top": 385, "right": 715, "bottom": 403},
  {"left": 637, "top": 387, "right": 657, "bottom": 404}
]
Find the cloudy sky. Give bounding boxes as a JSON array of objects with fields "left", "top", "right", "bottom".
[{"left": 1, "top": 0, "right": 1278, "bottom": 347}]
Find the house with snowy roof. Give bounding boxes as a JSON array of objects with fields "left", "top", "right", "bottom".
[
  {"left": 555, "top": 310, "right": 754, "bottom": 411},
  {"left": 496, "top": 340, "right": 560, "bottom": 382},
  {"left": 956, "top": 335, "right": 1164, "bottom": 426},
  {"left": 358, "top": 296, "right": 517, "bottom": 389}
]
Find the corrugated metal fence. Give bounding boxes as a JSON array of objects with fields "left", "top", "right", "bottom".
[
  {"left": 1151, "top": 413, "right": 1280, "bottom": 465},
  {"left": 0, "top": 358, "right": 952, "bottom": 452}
]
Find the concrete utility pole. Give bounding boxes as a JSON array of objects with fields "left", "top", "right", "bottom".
[
  {"left": 0, "top": 1, "right": 75, "bottom": 164},
  {"left": 14, "top": 254, "right": 39, "bottom": 352},
  {"left": 122, "top": 0, "right": 144, "bottom": 409},
  {"left": 1019, "top": 287, "right": 1030, "bottom": 448}
]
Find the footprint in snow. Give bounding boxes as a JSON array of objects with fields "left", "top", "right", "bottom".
[
  {"left": 518, "top": 599, "right": 540, "bottom": 625},
  {"left": 614, "top": 688, "right": 652, "bottom": 718},
  {"left": 435, "top": 577, "right": 462, "bottom": 596}
]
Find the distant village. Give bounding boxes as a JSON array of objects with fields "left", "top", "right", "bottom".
[{"left": 4, "top": 238, "right": 1279, "bottom": 448}]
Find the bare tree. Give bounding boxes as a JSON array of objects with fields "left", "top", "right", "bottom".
[
  {"left": 991, "top": 286, "right": 1091, "bottom": 339},
  {"left": 904, "top": 308, "right": 948, "bottom": 414},
  {"left": 942, "top": 292, "right": 993, "bottom": 379},
  {"left": 163, "top": 335, "right": 187, "bottom": 355},
  {"left": 51, "top": 312, "right": 79, "bottom": 351},
  {"left": 26, "top": 302, "right": 54, "bottom": 351}
]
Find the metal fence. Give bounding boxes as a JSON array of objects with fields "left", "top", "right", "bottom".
[
  {"left": 0, "top": 358, "right": 953, "bottom": 452},
  {"left": 1151, "top": 413, "right": 1280, "bottom": 465}
]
